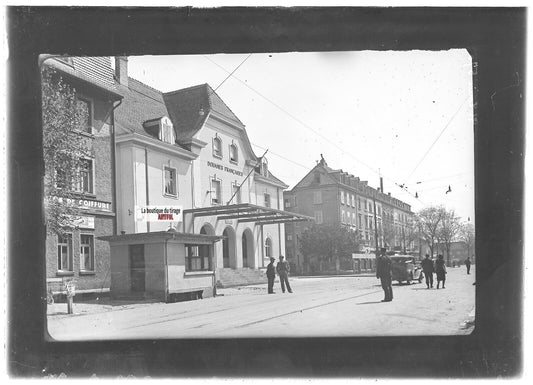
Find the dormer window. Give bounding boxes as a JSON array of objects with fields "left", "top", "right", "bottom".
[
  {"left": 144, "top": 116, "right": 175, "bottom": 144},
  {"left": 229, "top": 143, "right": 238, "bottom": 163},
  {"left": 160, "top": 117, "right": 175, "bottom": 144},
  {"left": 213, "top": 136, "right": 222, "bottom": 158},
  {"left": 261, "top": 157, "right": 268, "bottom": 177}
]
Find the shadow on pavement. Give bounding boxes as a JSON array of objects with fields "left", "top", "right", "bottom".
[{"left": 356, "top": 301, "right": 384, "bottom": 305}]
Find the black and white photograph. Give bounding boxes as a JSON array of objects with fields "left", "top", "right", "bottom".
[
  {"left": 42, "top": 50, "right": 476, "bottom": 340},
  {"left": 6, "top": 6, "right": 526, "bottom": 378}
]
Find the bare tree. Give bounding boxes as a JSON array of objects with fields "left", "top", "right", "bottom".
[
  {"left": 439, "top": 209, "right": 462, "bottom": 266},
  {"left": 415, "top": 206, "right": 445, "bottom": 257},
  {"left": 458, "top": 222, "right": 475, "bottom": 261}
]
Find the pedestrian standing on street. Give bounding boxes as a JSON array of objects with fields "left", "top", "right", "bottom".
[
  {"left": 435, "top": 254, "right": 447, "bottom": 289},
  {"left": 266, "top": 257, "right": 276, "bottom": 294},
  {"left": 465, "top": 257, "right": 472, "bottom": 275},
  {"left": 421, "top": 254, "right": 435, "bottom": 289},
  {"left": 376, "top": 248, "right": 393, "bottom": 302},
  {"left": 276, "top": 255, "right": 293, "bottom": 293}
]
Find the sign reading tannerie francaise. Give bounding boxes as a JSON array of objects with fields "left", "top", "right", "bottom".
[{"left": 207, "top": 161, "right": 244, "bottom": 176}]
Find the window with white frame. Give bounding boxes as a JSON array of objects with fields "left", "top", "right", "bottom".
[
  {"left": 76, "top": 97, "right": 92, "bottom": 134},
  {"left": 80, "top": 234, "right": 94, "bottom": 271},
  {"left": 313, "top": 190, "right": 322, "bottom": 204},
  {"left": 351, "top": 194, "right": 355, "bottom": 207},
  {"left": 232, "top": 183, "right": 241, "bottom": 204},
  {"left": 314, "top": 210, "right": 323, "bottom": 224},
  {"left": 261, "top": 157, "right": 269, "bottom": 177},
  {"left": 213, "top": 136, "right": 222, "bottom": 158},
  {"left": 57, "top": 233, "right": 73, "bottom": 272},
  {"left": 284, "top": 198, "right": 291, "bottom": 208},
  {"left": 265, "top": 238, "right": 272, "bottom": 258},
  {"left": 211, "top": 178, "right": 222, "bottom": 205},
  {"left": 164, "top": 166, "right": 177, "bottom": 196},
  {"left": 340, "top": 191, "right": 345, "bottom": 204},
  {"left": 161, "top": 122, "right": 175, "bottom": 144},
  {"left": 78, "top": 159, "right": 94, "bottom": 194},
  {"left": 341, "top": 210, "right": 346, "bottom": 223},
  {"left": 264, "top": 193, "right": 271, "bottom": 208},
  {"left": 229, "top": 143, "right": 238, "bottom": 163}
]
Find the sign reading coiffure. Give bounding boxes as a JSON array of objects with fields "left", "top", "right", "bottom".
[
  {"left": 207, "top": 161, "right": 244, "bottom": 176},
  {"left": 52, "top": 196, "right": 112, "bottom": 213}
]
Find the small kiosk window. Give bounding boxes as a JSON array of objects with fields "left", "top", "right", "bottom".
[{"left": 186, "top": 245, "right": 211, "bottom": 272}]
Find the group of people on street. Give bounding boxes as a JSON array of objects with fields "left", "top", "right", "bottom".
[
  {"left": 266, "top": 255, "right": 293, "bottom": 294},
  {"left": 269, "top": 251, "right": 472, "bottom": 299},
  {"left": 376, "top": 249, "right": 474, "bottom": 302},
  {"left": 421, "top": 253, "right": 447, "bottom": 289}
]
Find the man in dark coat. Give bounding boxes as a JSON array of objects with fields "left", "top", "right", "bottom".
[
  {"left": 276, "top": 255, "right": 293, "bottom": 293},
  {"left": 465, "top": 257, "right": 471, "bottom": 274},
  {"left": 376, "top": 248, "right": 393, "bottom": 302},
  {"left": 421, "top": 254, "right": 435, "bottom": 289},
  {"left": 266, "top": 257, "right": 276, "bottom": 294}
]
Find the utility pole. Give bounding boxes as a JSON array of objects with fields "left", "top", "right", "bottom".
[{"left": 373, "top": 193, "right": 379, "bottom": 256}]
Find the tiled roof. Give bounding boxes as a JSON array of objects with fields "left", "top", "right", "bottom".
[
  {"left": 264, "top": 170, "right": 288, "bottom": 188},
  {"left": 45, "top": 56, "right": 121, "bottom": 98},
  {"left": 163, "top": 83, "right": 244, "bottom": 141},
  {"left": 114, "top": 78, "right": 169, "bottom": 138}
]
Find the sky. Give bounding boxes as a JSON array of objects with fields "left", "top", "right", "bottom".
[{"left": 128, "top": 50, "right": 475, "bottom": 223}]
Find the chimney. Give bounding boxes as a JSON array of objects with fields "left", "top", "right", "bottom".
[
  {"left": 115, "top": 56, "right": 128, "bottom": 87},
  {"left": 380, "top": 177, "right": 384, "bottom": 194}
]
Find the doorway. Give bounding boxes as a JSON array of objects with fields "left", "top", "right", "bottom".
[
  {"left": 222, "top": 227, "right": 236, "bottom": 268},
  {"left": 129, "top": 244, "right": 145, "bottom": 292}
]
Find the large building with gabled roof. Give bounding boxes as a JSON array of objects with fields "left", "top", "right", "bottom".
[
  {"left": 110, "top": 57, "right": 311, "bottom": 299},
  {"left": 284, "top": 155, "right": 415, "bottom": 275}
]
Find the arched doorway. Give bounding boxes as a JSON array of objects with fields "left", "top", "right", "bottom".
[
  {"left": 242, "top": 229, "right": 254, "bottom": 268},
  {"left": 222, "top": 226, "right": 236, "bottom": 268},
  {"left": 199, "top": 225, "right": 214, "bottom": 271}
]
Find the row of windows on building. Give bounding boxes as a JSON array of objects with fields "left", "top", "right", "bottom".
[
  {"left": 57, "top": 233, "right": 95, "bottom": 273},
  {"left": 212, "top": 136, "right": 239, "bottom": 164},
  {"left": 209, "top": 177, "right": 273, "bottom": 208}
]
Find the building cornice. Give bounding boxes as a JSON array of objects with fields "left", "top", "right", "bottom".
[
  {"left": 254, "top": 173, "right": 289, "bottom": 189},
  {"left": 116, "top": 133, "right": 198, "bottom": 160}
]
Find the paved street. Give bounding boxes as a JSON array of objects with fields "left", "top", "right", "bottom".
[{"left": 47, "top": 266, "right": 475, "bottom": 340}]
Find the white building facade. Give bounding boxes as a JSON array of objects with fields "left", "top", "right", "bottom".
[{"left": 112, "top": 58, "right": 310, "bottom": 292}]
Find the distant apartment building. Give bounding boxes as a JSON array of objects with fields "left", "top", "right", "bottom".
[{"left": 284, "top": 156, "right": 414, "bottom": 274}]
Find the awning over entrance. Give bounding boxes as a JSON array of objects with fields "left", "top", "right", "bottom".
[{"left": 183, "top": 203, "right": 314, "bottom": 225}]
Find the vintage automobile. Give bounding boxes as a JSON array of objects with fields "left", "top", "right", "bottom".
[{"left": 390, "top": 255, "right": 424, "bottom": 284}]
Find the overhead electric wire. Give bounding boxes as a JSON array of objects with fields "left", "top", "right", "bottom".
[
  {"left": 403, "top": 97, "right": 469, "bottom": 184},
  {"left": 203, "top": 55, "right": 466, "bottom": 206},
  {"left": 204, "top": 56, "right": 387, "bottom": 180},
  {"left": 211, "top": 54, "right": 253, "bottom": 94}
]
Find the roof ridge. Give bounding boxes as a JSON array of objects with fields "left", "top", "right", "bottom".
[
  {"left": 206, "top": 84, "right": 243, "bottom": 125},
  {"left": 128, "top": 76, "right": 164, "bottom": 94},
  {"left": 163, "top": 83, "right": 209, "bottom": 97}
]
